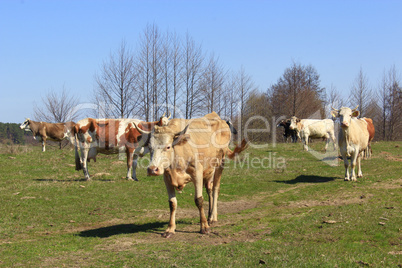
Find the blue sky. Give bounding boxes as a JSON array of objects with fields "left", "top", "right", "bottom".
[{"left": 1, "top": 0, "right": 401, "bottom": 123}]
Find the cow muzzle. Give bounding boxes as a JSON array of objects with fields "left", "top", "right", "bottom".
[
  {"left": 341, "top": 122, "right": 349, "bottom": 128},
  {"left": 147, "top": 166, "right": 163, "bottom": 176}
]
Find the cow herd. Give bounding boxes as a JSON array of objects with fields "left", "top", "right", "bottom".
[
  {"left": 277, "top": 105, "right": 375, "bottom": 182},
  {"left": 20, "top": 106, "right": 374, "bottom": 237}
]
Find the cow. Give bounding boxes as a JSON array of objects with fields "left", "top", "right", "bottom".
[
  {"left": 289, "top": 116, "right": 336, "bottom": 151},
  {"left": 19, "top": 118, "right": 76, "bottom": 152},
  {"left": 362, "top": 117, "right": 375, "bottom": 159},
  {"left": 74, "top": 114, "right": 170, "bottom": 181},
  {"left": 133, "top": 112, "right": 248, "bottom": 238},
  {"left": 277, "top": 119, "right": 298, "bottom": 143},
  {"left": 331, "top": 106, "right": 369, "bottom": 181}
]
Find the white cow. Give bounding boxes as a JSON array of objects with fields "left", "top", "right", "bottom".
[
  {"left": 289, "top": 116, "right": 337, "bottom": 151},
  {"left": 331, "top": 106, "right": 369, "bottom": 181}
]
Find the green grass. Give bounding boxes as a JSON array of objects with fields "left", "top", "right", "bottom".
[{"left": 0, "top": 141, "right": 401, "bottom": 267}]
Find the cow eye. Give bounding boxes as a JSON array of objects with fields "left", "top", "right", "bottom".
[{"left": 166, "top": 145, "right": 171, "bottom": 150}]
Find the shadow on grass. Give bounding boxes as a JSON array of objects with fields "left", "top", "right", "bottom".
[
  {"left": 34, "top": 178, "right": 114, "bottom": 182},
  {"left": 275, "top": 175, "right": 337, "bottom": 184},
  {"left": 78, "top": 222, "right": 166, "bottom": 238}
]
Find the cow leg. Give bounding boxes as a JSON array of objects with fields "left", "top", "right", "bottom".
[
  {"left": 324, "top": 138, "right": 329, "bottom": 152},
  {"left": 42, "top": 139, "right": 46, "bottom": 152},
  {"left": 131, "top": 154, "right": 140, "bottom": 181},
  {"left": 194, "top": 169, "right": 209, "bottom": 234},
  {"left": 357, "top": 153, "right": 363, "bottom": 178},
  {"left": 75, "top": 149, "right": 82, "bottom": 171},
  {"left": 80, "top": 148, "right": 91, "bottom": 180},
  {"left": 350, "top": 152, "right": 358, "bottom": 181},
  {"left": 131, "top": 147, "right": 147, "bottom": 181},
  {"left": 126, "top": 148, "right": 135, "bottom": 181},
  {"left": 209, "top": 166, "right": 223, "bottom": 225},
  {"left": 342, "top": 152, "right": 350, "bottom": 181},
  {"left": 367, "top": 142, "right": 371, "bottom": 158},
  {"left": 331, "top": 133, "right": 337, "bottom": 150},
  {"left": 205, "top": 180, "right": 213, "bottom": 222},
  {"left": 303, "top": 135, "right": 309, "bottom": 151},
  {"left": 162, "top": 172, "right": 177, "bottom": 238}
]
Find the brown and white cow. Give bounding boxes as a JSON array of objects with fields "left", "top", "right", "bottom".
[
  {"left": 331, "top": 106, "right": 369, "bottom": 181},
  {"left": 20, "top": 118, "right": 76, "bottom": 152},
  {"left": 74, "top": 114, "right": 170, "bottom": 181},
  {"left": 134, "top": 112, "right": 247, "bottom": 238},
  {"left": 362, "top": 117, "right": 375, "bottom": 159},
  {"left": 289, "top": 116, "right": 336, "bottom": 151}
]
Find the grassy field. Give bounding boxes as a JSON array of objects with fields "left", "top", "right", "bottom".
[{"left": 0, "top": 141, "right": 401, "bottom": 267}]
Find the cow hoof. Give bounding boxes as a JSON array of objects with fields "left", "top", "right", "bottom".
[
  {"left": 127, "top": 177, "right": 139, "bottom": 181},
  {"left": 208, "top": 220, "right": 218, "bottom": 226},
  {"left": 200, "top": 228, "right": 210, "bottom": 234},
  {"left": 344, "top": 177, "right": 350, "bottom": 181},
  {"left": 162, "top": 232, "right": 174, "bottom": 238}
]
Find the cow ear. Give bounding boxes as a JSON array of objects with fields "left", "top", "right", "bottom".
[
  {"left": 173, "top": 124, "right": 190, "bottom": 146},
  {"left": 173, "top": 133, "right": 190, "bottom": 146},
  {"left": 352, "top": 110, "right": 360, "bottom": 117},
  {"left": 331, "top": 110, "right": 339, "bottom": 118}
]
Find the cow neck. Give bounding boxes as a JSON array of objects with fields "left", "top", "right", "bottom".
[
  {"left": 29, "top": 121, "right": 40, "bottom": 135},
  {"left": 341, "top": 125, "right": 350, "bottom": 149}
]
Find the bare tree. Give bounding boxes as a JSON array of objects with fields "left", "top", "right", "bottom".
[
  {"left": 349, "top": 67, "right": 372, "bottom": 117},
  {"left": 183, "top": 32, "right": 204, "bottom": 119},
  {"left": 161, "top": 30, "right": 183, "bottom": 117},
  {"left": 236, "top": 66, "right": 256, "bottom": 136},
  {"left": 242, "top": 90, "right": 271, "bottom": 142},
  {"left": 325, "top": 84, "right": 344, "bottom": 117},
  {"left": 269, "top": 62, "right": 324, "bottom": 119},
  {"left": 93, "top": 40, "right": 138, "bottom": 118},
  {"left": 34, "top": 86, "right": 80, "bottom": 123},
  {"left": 222, "top": 72, "right": 239, "bottom": 121},
  {"left": 136, "top": 24, "right": 165, "bottom": 121},
  {"left": 199, "top": 54, "right": 226, "bottom": 115},
  {"left": 382, "top": 66, "right": 402, "bottom": 140}
]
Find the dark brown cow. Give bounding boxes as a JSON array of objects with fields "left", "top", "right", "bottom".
[
  {"left": 20, "top": 118, "right": 76, "bottom": 152},
  {"left": 277, "top": 119, "right": 298, "bottom": 143},
  {"left": 363, "top": 117, "right": 375, "bottom": 158},
  {"left": 74, "top": 115, "right": 170, "bottom": 181}
]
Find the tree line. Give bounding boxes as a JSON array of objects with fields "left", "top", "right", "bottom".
[
  {"left": 0, "top": 123, "right": 26, "bottom": 144},
  {"left": 90, "top": 24, "right": 256, "bottom": 125},
  {"left": 30, "top": 23, "right": 400, "bottom": 144}
]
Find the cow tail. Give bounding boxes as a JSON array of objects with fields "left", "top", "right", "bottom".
[{"left": 227, "top": 139, "right": 248, "bottom": 160}]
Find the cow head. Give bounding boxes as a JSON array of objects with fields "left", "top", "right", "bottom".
[
  {"left": 20, "top": 118, "right": 31, "bottom": 130},
  {"left": 289, "top": 116, "right": 301, "bottom": 131},
  {"left": 277, "top": 120, "right": 285, "bottom": 128},
  {"left": 226, "top": 120, "right": 238, "bottom": 134},
  {"left": 134, "top": 123, "right": 190, "bottom": 176},
  {"left": 277, "top": 119, "right": 291, "bottom": 128},
  {"left": 331, "top": 105, "right": 360, "bottom": 129}
]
